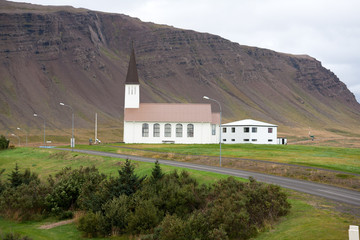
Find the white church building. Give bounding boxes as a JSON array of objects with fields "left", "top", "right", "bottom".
[{"left": 123, "top": 47, "right": 220, "bottom": 144}]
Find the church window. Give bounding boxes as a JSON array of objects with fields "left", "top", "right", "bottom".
[
  {"left": 165, "top": 124, "right": 171, "bottom": 137},
  {"left": 153, "top": 124, "right": 160, "bottom": 137},
  {"left": 176, "top": 124, "right": 183, "bottom": 137},
  {"left": 212, "top": 124, "right": 216, "bottom": 135},
  {"left": 142, "top": 123, "right": 149, "bottom": 137},
  {"left": 187, "top": 124, "right": 194, "bottom": 137}
]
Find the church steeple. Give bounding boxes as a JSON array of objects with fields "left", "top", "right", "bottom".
[
  {"left": 125, "top": 43, "right": 140, "bottom": 84},
  {"left": 124, "top": 43, "right": 140, "bottom": 109}
]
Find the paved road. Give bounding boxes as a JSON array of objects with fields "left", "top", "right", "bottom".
[{"left": 59, "top": 148, "right": 360, "bottom": 207}]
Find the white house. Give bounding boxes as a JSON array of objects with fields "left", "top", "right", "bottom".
[
  {"left": 221, "top": 119, "right": 278, "bottom": 144},
  {"left": 123, "top": 47, "right": 220, "bottom": 144}
]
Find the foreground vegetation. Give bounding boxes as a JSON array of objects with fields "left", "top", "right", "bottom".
[
  {"left": 0, "top": 158, "right": 290, "bottom": 239},
  {"left": 0, "top": 147, "right": 358, "bottom": 239}
]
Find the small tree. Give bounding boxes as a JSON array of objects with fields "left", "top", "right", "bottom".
[
  {"left": 113, "top": 159, "right": 146, "bottom": 197},
  {"left": 0, "top": 135, "right": 10, "bottom": 150},
  {"left": 151, "top": 160, "right": 164, "bottom": 183},
  {"left": 8, "top": 163, "right": 22, "bottom": 188}
]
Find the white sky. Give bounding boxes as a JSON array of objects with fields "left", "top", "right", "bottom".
[{"left": 11, "top": 0, "right": 360, "bottom": 102}]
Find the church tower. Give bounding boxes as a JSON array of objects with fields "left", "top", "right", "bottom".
[{"left": 124, "top": 45, "right": 140, "bottom": 109}]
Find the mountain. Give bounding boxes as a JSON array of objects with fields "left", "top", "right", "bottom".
[{"left": 1, "top": 0, "right": 359, "bottom": 141}]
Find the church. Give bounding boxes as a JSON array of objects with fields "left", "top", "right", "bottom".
[{"left": 123, "top": 47, "right": 220, "bottom": 144}]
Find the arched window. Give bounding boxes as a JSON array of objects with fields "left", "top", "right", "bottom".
[
  {"left": 142, "top": 123, "right": 149, "bottom": 137},
  {"left": 153, "top": 123, "right": 160, "bottom": 137},
  {"left": 176, "top": 124, "right": 183, "bottom": 137},
  {"left": 165, "top": 124, "right": 171, "bottom": 137},
  {"left": 187, "top": 124, "right": 194, "bottom": 137}
]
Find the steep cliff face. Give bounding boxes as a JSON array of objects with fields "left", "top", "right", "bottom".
[{"left": 0, "top": 1, "right": 359, "bottom": 134}]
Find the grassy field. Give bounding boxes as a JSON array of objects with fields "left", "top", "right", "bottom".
[
  {"left": 74, "top": 143, "right": 360, "bottom": 175},
  {"left": 0, "top": 147, "right": 359, "bottom": 240}
]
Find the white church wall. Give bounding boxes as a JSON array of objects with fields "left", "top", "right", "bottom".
[{"left": 124, "top": 121, "right": 219, "bottom": 144}]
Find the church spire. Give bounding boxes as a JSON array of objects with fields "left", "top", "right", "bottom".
[
  {"left": 125, "top": 42, "right": 139, "bottom": 84},
  {"left": 124, "top": 42, "right": 140, "bottom": 109}
]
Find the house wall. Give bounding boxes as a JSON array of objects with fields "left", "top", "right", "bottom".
[
  {"left": 221, "top": 125, "right": 277, "bottom": 144},
  {"left": 124, "top": 121, "right": 219, "bottom": 144}
]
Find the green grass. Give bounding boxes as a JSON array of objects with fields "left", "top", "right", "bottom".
[
  {"left": 76, "top": 143, "right": 360, "bottom": 174},
  {"left": 0, "top": 147, "right": 358, "bottom": 240},
  {"left": 252, "top": 197, "right": 352, "bottom": 240}
]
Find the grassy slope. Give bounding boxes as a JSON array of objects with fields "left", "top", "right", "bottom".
[{"left": 0, "top": 147, "right": 358, "bottom": 240}]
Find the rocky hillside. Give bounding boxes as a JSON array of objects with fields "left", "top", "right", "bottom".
[{"left": 1, "top": 0, "right": 359, "bottom": 138}]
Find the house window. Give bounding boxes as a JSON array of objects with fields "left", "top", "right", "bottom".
[
  {"left": 268, "top": 139, "right": 273, "bottom": 142},
  {"left": 153, "top": 123, "right": 160, "bottom": 137},
  {"left": 165, "top": 124, "right": 171, "bottom": 137},
  {"left": 176, "top": 124, "right": 183, "bottom": 137},
  {"left": 268, "top": 128, "right": 273, "bottom": 133},
  {"left": 232, "top": 127, "right": 235, "bottom": 133},
  {"left": 244, "top": 127, "right": 249, "bottom": 133},
  {"left": 187, "top": 124, "right": 194, "bottom": 137},
  {"left": 252, "top": 139, "right": 257, "bottom": 142},
  {"left": 223, "top": 128, "right": 227, "bottom": 133},
  {"left": 231, "top": 139, "right": 235, "bottom": 142},
  {"left": 142, "top": 123, "right": 149, "bottom": 137},
  {"left": 252, "top": 127, "right": 257, "bottom": 133},
  {"left": 223, "top": 139, "right": 227, "bottom": 142},
  {"left": 244, "top": 139, "right": 250, "bottom": 142},
  {"left": 212, "top": 124, "right": 216, "bottom": 135}
]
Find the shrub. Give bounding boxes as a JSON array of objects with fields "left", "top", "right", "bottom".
[
  {"left": 1, "top": 232, "right": 32, "bottom": 240},
  {"left": 245, "top": 177, "right": 291, "bottom": 227},
  {"left": 154, "top": 170, "right": 208, "bottom": 218},
  {"left": 0, "top": 169, "right": 5, "bottom": 194},
  {"left": 102, "top": 195, "right": 131, "bottom": 235},
  {"left": 156, "top": 214, "right": 187, "bottom": 240},
  {"left": 127, "top": 200, "right": 162, "bottom": 234},
  {"left": 8, "top": 164, "right": 39, "bottom": 188},
  {"left": 0, "top": 181, "right": 50, "bottom": 221},
  {"left": 58, "top": 210, "right": 74, "bottom": 220},
  {"left": 45, "top": 166, "right": 106, "bottom": 214},
  {"left": 77, "top": 211, "right": 105, "bottom": 238},
  {"left": 0, "top": 135, "right": 9, "bottom": 150}
]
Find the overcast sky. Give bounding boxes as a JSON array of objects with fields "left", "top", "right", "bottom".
[{"left": 11, "top": 0, "right": 360, "bottom": 102}]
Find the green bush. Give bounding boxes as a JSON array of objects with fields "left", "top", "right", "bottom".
[
  {"left": 102, "top": 195, "right": 131, "bottom": 235},
  {"left": 0, "top": 135, "right": 9, "bottom": 150},
  {"left": 77, "top": 211, "right": 105, "bottom": 238},
  {"left": 245, "top": 177, "right": 291, "bottom": 227},
  {"left": 156, "top": 214, "right": 187, "bottom": 240},
  {"left": 45, "top": 166, "right": 106, "bottom": 214},
  {"left": 0, "top": 181, "right": 50, "bottom": 221},
  {"left": 127, "top": 200, "right": 162, "bottom": 234},
  {"left": 1, "top": 232, "right": 32, "bottom": 240},
  {"left": 8, "top": 164, "right": 39, "bottom": 188}
]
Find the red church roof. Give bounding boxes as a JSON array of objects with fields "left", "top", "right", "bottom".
[{"left": 124, "top": 103, "right": 220, "bottom": 124}]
